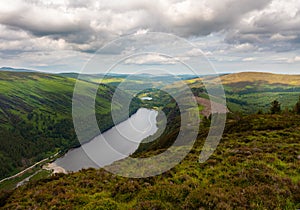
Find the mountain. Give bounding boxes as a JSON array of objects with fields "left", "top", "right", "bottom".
[
  {"left": 220, "top": 72, "right": 300, "bottom": 113},
  {"left": 0, "top": 71, "right": 140, "bottom": 179},
  {"left": 0, "top": 67, "right": 36, "bottom": 73},
  {"left": 216, "top": 72, "right": 300, "bottom": 86},
  {"left": 187, "top": 72, "right": 300, "bottom": 113}
]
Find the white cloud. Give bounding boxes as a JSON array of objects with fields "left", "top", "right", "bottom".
[
  {"left": 185, "top": 48, "right": 203, "bottom": 57},
  {"left": 270, "top": 33, "right": 297, "bottom": 41},
  {"left": 242, "top": 57, "right": 256, "bottom": 61},
  {"left": 124, "top": 54, "right": 178, "bottom": 65},
  {"left": 134, "top": 29, "right": 149, "bottom": 35},
  {"left": 0, "top": 0, "right": 299, "bottom": 73},
  {"left": 231, "top": 43, "right": 258, "bottom": 53},
  {"left": 287, "top": 56, "right": 300, "bottom": 63}
]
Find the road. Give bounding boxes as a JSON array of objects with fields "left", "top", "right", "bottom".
[{"left": 0, "top": 152, "right": 59, "bottom": 184}]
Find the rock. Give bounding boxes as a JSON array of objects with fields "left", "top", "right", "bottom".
[{"left": 297, "top": 155, "right": 300, "bottom": 160}]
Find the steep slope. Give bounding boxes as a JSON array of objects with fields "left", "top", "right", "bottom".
[
  {"left": 2, "top": 113, "right": 300, "bottom": 209},
  {"left": 187, "top": 72, "right": 300, "bottom": 113},
  {"left": 0, "top": 71, "right": 140, "bottom": 179},
  {"left": 220, "top": 72, "right": 300, "bottom": 113},
  {"left": 216, "top": 72, "right": 300, "bottom": 86}
]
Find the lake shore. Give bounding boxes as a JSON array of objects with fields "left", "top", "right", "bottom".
[
  {"left": 43, "top": 162, "right": 67, "bottom": 174},
  {"left": 54, "top": 108, "right": 158, "bottom": 172}
]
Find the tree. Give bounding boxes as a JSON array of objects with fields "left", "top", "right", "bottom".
[
  {"left": 270, "top": 100, "right": 281, "bottom": 114},
  {"left": 294, "top": 96, "right": 300, "bottom": 114},
  {"left": 257, "top": 109, "right": 263, "bottom": 114}
]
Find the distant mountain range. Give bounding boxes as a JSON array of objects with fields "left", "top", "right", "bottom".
[
  {"left": 2, "top": 67, "right": 299, "bottom": 81},
  {"left": 0, "top": 67, "right": 36, "bottom": 73},
  {"left": 0, "top": 67, "right": 224, "bottom": 79}
]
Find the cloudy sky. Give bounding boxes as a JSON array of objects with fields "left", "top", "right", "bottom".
[{"left": 0, "top": 0, "right": 299, "bottom": 74}]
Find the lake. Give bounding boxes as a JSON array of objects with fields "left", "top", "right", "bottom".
[
  {"left": 141, "top": 96, "right": 153, "bottom": 101},
  {"left": 55, "top": 108, "right": 158, "bottom": 172}
]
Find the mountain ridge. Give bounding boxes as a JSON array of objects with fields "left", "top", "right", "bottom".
[{"left": 215, "top": 71, "right": 300, "bottom": 86}]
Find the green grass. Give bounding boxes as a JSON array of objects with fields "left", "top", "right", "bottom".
[
  {"left": 226, "top": 91, "right": 300, "bottom": 113},
  {"left": 0, "top": 169, "right": 37, "bottom": 191},
  {"left": 29, "top": 170, "right": 52, "bottom": 182},
  {"left": 0, "top": 168, "right": 51, "bottom": 191}
]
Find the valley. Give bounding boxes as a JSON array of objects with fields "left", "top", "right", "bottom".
[
  {"left": 1, "top": 1, "right": 299, "bottom": 208},
  {"left": 0, "top": 71, "right": 140, "bottom": 180},
  {"left": 0, "top": 70, "right": 299, "bottom": 209}
]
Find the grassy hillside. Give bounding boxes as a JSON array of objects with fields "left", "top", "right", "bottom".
[
  {"left": 0, "top": 71, "right": 140, "bottom": 180},
  {"left": 2, "top": 113, "right": 300, "bottom": 209},
  {"left": 216, "top": 72, "right": 300, "bottom": 86},
  {"left": 61, "top": 71, "right": 300, "bottom": 114},
  {"left": 187, "top": 72, "right": 300, "bottom": 113},
  {"left": 221, "top": 73, "right": 300, "bottom": 113}
]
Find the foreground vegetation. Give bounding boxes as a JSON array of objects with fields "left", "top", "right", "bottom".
[{"left": 1, "top": 113, "right": 300, "bottom": 209}]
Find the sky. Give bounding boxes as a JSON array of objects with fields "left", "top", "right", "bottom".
[{"left": 0, "top": 0, "right": 300, "bottom": 74}]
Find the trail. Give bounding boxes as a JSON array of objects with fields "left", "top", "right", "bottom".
[
  {"left": 16, "top": 170, "right": 41, "bottom": 187},
  {"left": 0, "top": 152, "right": 59, "bottom": 184}
]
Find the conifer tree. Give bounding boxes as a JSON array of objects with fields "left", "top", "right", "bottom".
[{"left": 270, "top": 100, "right": 281, "bottom": 114}]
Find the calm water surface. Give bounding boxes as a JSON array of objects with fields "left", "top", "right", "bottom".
[
  {"left": 141, "top": 96, "right": 153, "bottom": 101},
  {"left": 55, "top": 108, "right": 158, "bottom": 172}
]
